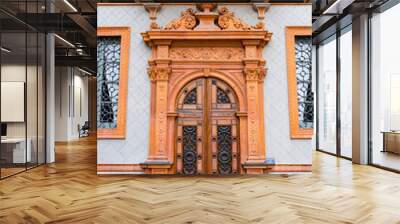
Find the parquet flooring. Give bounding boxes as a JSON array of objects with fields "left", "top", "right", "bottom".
[{"left": 1, "top": 136, "right": 400, "bottom": 223}]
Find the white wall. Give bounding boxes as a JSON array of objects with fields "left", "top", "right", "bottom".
[
  {"left": 55, "top": 67, "right": 89, "bottom": 141},
  {"left": 1, "top": 63, "right": 46, "bottom": 163},
  {"left": 1, "top": 65, "right": 40, "bottom": 138},
  {"left": 97, "top": 4, "right": 312, "bottom": 165}
]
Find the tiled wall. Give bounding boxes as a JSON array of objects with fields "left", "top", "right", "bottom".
[{"left": 97, "top": 4, "right": 312, "bottom": 166}]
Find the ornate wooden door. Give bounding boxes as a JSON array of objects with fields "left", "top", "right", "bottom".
[{"left": 176, "top": 78, "right": 238, "bottom": 175}]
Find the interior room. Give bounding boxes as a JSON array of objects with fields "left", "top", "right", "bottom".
[
  {"left": 370, "top": 3, "right": 400, "bottom": 171},
  {"left": 313, "top": 0, "right": 400, "bottom": 173},
  {"left": 54, "top": 66, "right": 95, "bottom": 142},
  {"left": 0, "top": 5, "right": 46, "bottom": 178},
  {"left": 0, "top": 0, "right": 96, "bottom": 179}
]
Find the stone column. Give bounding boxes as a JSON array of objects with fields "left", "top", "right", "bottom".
[{"left": 242, "top": 40, "right": 267, "bottom": 174}]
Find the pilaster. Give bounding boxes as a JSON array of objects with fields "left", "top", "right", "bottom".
[{"left": 143, "top": 67, "right": 173, "bottom": 174}]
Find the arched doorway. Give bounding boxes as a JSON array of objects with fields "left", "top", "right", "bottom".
[
  {"left": 141, "top": 4, "right": 272, "bottom": 174},
  {"left": 175, "top": 77, "right": 239, "bottom": 174}
]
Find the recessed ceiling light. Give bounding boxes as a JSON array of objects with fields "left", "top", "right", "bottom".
[
  {"left": 323, "top": 0, "right": 355, "bottom": 15},
  {"left": 78, "top": 67, "right": 93, "bottom": 76},
  {"left": 1, "top": 47, "right": 11, "bottom": 53},
  {"left": 54, "top": 34, "right": 75, "bottom": 48},
  {"left": 63, "top": 0, "right": 78, "bottom": 12}
]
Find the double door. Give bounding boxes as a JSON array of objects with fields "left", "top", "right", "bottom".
[{"left": 176, "top": 78, "right": 239, "bottom": 174}]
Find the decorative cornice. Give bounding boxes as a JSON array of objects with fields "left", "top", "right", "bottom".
[{"left": 148, "top": 67, "right": 172, "bottom": 81}]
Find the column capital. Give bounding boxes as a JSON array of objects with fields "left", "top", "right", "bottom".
[
  {"left": 244, "top": 68, "right": 266, "bottom": 81},
  {"left": 148, "top": 67, "right": 172, "bottom": 81}
]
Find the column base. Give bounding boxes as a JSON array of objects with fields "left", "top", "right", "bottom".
[
  {"left": 242, "top": 160, "right": 268, "bottom": 174},
  {"left": 140, "top": 160, "right": 172, "bottom": 174}
]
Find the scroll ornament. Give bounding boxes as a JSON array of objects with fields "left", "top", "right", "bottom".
[
  {"left": 218, "top": 7, "right": 264, "bottom": 31},
  {"left": 164, "top": 8, "right": 197, "bottom": 30}
]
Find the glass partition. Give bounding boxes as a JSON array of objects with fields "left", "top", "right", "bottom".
[
  {"left": 0, "top": 1, "right": 46, "bottom": 179},
  {"left": 1, "top": 31, "right": 28, "bottom": 177},
  {"left": 339, "top": 27, "right": 352, "bottom": 158},
  {"left": 370, "top": 4, "right": 400, "bottom": 171},
  {"left": 317, "top": 35, "right": 337, "bottom": 155}
]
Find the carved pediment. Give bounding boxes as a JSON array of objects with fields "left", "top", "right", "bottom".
[
  {"left": 218, "top": 7, "right": 264, "bottom": 31},
  {"left": 164, "top": 8, "right": 197, "bottom": 31},
  {"left": 159, "top": 4, "right": 265, "bottom": 31}
]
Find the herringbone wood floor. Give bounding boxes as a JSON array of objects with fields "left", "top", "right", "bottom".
[{"left": 1, "top": 136, "right": 400, "bottom": 224}]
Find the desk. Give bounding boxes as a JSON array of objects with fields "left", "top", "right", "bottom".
[
  {"left": 382, "top": 131, "right": 400, "bottom": 154},
  {"left": 1, "top": 138, "right": 31, "bottom": 163}
]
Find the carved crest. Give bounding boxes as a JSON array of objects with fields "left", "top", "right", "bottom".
[
  {"left": 164, "top": 8, "right": 197, "bottom": 30},
  {"left": 159, "top": 5, "right": 265, "bottom": 31},
  {"left": 218, "top": 7, "right": 250, "bottom": 30}
]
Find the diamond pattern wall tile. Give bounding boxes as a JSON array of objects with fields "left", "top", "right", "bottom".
[{"left": 263, "top": 6, "right": 312, "bottom": 164}]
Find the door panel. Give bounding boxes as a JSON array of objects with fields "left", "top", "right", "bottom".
[{"left": 176, "top": 78, "right": 238, "bottom": 175}]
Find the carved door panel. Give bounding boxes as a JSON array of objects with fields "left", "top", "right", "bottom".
[
  {"left": 176, "top": 79, "right": 205, "bottom": 174},
  {"left": 209, "top": 79, "right": 238, "bottom": 174},
  {"left": 176, "top": 78, "right": 238, "bottom": 175}
]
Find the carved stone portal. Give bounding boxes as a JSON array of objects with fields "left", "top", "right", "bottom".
[{"left": 141, "top": 4, "right": 272, "bottom": 174}]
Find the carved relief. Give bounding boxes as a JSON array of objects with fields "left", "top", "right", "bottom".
[
  {"left": 150, "top": 21, "right": 161, "bottom": 30},
  {"left": 170, "top": 47, "right": 244, "bottom": 61},
  {"left": 252, "top": 22, "right": 265, "bottom": 30},
  {"left": 164, "top": 8, "right": 197, "bottom": 31}
]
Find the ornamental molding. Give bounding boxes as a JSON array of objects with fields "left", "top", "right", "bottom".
[
  {"left": 159, "top": 4, "right": 265, "bottom": 31},
  {"left": 148, "top": 67, "right": 172, "bottom": 81},
  {"left": 169, "top": 47, "right": 244, "bottom": 61}
]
